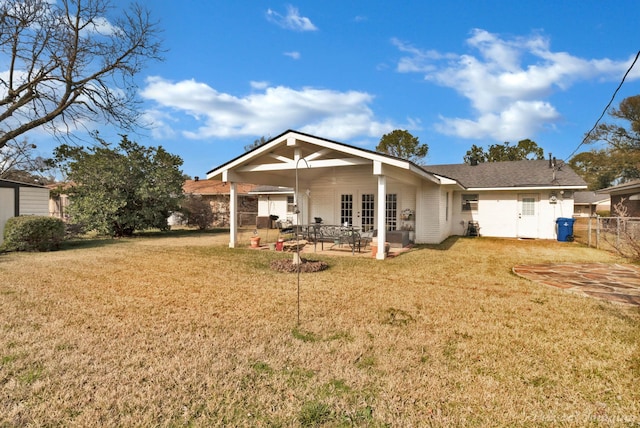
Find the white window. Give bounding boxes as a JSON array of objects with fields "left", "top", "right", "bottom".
[
  {"left": 462, "top": 194, "right": 479, "bottom": 211},
  {"left": 385, "top": 194, "right": 397, "bottom": 231},
  {"left": 521, "top": 197, "right": 536, "bottom": 216},
  {"left": 361, "top": 194, "right": 375, "bottom": 232},
  {"left": 287, "top": 196, "right": 295, "bottom": 215},
  {"left": 340, "top": 194, "right": 353, "bottom": 226}
]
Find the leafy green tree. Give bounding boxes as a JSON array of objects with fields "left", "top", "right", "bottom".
[
  {"left": 376, "top": 130, "right": 428, "bottom": 163},
  {"left": 54, "top": 135, "right": 184, "bottom": 237},
  {"left": 463, "top": 144, "right": 487, "bottom": 164},
  {"left": 573, "top": 94, "right": 640, "bottom": 188},
  {"left": 0, "top": 0, "right": 163, "bottom": 150},
  {"left": 568, "top": 150, "right": 619, "bottom": 190},
  {"left": 464, "top": 139, "right": 544, "bottom": 163}
]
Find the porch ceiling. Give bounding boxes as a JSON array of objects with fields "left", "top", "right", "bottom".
[
  {"left": 206, "top": 130, "right": 437, "bottom": 188},
  {"left": 234, "top": 144, "right": 372, "bottom": 186}
]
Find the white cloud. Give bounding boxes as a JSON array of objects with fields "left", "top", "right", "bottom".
[
  {"left": 435, "top": 100, "right": 560, "bottom": 141},
  {"left": 266, "top": 6, "right": 317, "bottom": 32},
  {"left": 284, "top": 51, "right": 301, "bottom": 60},
  {"left": 394, "top": 29, "right": 638, "bottom": 142},
  {"left": 250, "top": 81, "right": 270, "bottom": 90},
  {"left": 140, "top": 77, "right": 396, "bottom": 141}
]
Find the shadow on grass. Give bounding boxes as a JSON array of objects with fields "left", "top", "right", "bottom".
[
  {"left": 60, "top": 228, "right": 229, "bottom": 251},
  {"left": 414, "top": 235, "right": 462, "bottom": 251}
]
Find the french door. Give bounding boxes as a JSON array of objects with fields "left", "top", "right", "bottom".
[
  {"left": 340, "top": 193, "right": 398, "bottom": 231},
  {"left": 340, "top": 193, "right": 376, "bottom": 231},
  {"left": 361, "top": 194, "right": 375, "bottom": 231}
]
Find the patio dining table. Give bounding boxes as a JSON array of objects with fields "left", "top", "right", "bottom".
[{"left": 299, "top": 224, "right": 365, "bottom": 255}]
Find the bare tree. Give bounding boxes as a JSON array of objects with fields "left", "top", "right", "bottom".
[
  {"left": 0, "top": 138, "right": 52, "bottom": 182},
  {"left": 0, "top": 0, "right": 163, "bottom": 150}
]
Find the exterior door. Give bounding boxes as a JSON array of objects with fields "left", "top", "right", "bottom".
[
  {"left": 360, "top": 194, "right": 375, "bottom": 231},
  {"left": 340, "top": 193, "right": 375, "bottom": 230},
  {"left": 517, "top": 194, "right": 539, "bottom": 238},
  {"left": 340, "top": 194, "right": 354, "bottom": 226}
]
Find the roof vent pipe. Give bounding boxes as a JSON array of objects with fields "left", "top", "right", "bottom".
[{"left": 548, "top": 153, "right": 552, "bottom": 168}]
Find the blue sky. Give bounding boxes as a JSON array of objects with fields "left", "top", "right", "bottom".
[{"left": 29, "top": 1, "right": 640, "bottom": 178}]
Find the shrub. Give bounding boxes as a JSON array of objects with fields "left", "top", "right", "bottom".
[
  {"left": 2, "top": 216, "right": 65, "bottom": 252},
  {"left": 179, "top": 194, "right": 214, "bottom": 230}
]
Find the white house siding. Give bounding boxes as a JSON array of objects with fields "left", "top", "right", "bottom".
[
  {"left": 258, "top": 195, "right": 291, "bottom": 223},
  {"left": 304, "top": 166, "right": 421, "bottom": 235},
  {"left": 415, "top": 182, "right": 443, "bottom": 244},
  {"left": 437, "top": 188, "right": 455, "bottom": 242},
  {"left": 449, "top": 190, "right": 576, "bottom": 240},
  {"left": 538, "top": 192, "right": 575, "bottom": 239},
  {"left": 19, "top": 187, "right": 50, "bottom": 216}
]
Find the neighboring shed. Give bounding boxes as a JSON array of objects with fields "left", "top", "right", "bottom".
[
  {"left": 598, "top": 180, "right": 640, "bottom": 217},
  {"left": 572, "top": 191, "right": 610, "bottom": 217},
  {"left": 249, "top": 185, "right": 295, "bottom": 228},
  {"left": 0, "top": 179, "right": 50, "bottom": 245}
]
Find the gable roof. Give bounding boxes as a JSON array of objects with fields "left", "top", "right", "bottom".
[
  {"left": 205, "top": 130, "right": 587, "bottom": 191},
  {"left": 423, "top": 160, "right": 587, "bottom": 190},
  {"left": 597, "top": 179, "right": 640, "bottom": 195},
  {"left": 183, "top": 179, "right": 255, "bottom": 195},
  {"left": 573, "top": 191, "right": 609, "bottom": 205},
  {"left": 206, "top": 129, "right": 440, "bottom": 186}
]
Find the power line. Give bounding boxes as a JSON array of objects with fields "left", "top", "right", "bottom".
[{"left": 564, "top": 50, "right": 640, "bottom": 161}]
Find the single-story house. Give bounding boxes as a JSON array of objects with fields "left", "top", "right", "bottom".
[
  {"left": 0, "top": 179, "right": 50, "bottom": 245},
  {"left": 206, "top": 130, "right": 587, "bottom": 259},
  {"left": 572, "top": 191, "right": 610, "bottom": 217},
  {"left": 171, "top": 178, "right": 257, "bottom": 227},
  {"left": 597, "top": 180, "right": 640, "bottom": 217}
]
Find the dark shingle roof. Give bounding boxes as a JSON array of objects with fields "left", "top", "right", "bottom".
[
  {"left": 423, "top": 160, "right": 587, "bottom": 189},
  {"left": 573, "top": 191, "right": 609, "bottom": 205}
]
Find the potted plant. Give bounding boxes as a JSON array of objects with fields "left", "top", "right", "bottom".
[
  {"left": 250, "top": 232, "right": 261, "bottom": 248},
  {"left": 401, "top": 208, "right": 414, "bottom": 221}
]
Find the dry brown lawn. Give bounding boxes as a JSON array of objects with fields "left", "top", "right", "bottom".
[{"left": 1, "top": 230, "right": 639, "bottom": 427}]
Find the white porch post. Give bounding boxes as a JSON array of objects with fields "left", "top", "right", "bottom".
[
  {"left": 229, "top": 182, "right": 237, "bottom": 248},
  {"left": 376, "top": 174, "right": 387, "bottom": 260}
]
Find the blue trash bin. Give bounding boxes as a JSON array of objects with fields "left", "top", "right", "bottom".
[{"left": 556, "top": 217, "right": 575, "bottom": 242}]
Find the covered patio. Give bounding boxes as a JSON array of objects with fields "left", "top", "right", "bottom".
[{"left": 206, "top": 130, "right": 442, "bottom": 259}]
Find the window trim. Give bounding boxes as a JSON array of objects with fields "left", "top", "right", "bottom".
[{"left": 461, "top": 194, "right": 479, "bottom": 212}]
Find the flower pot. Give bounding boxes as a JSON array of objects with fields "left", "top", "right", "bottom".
[
  {"left": 371, "top": 242, "right": 390, "bottom": 257},
  {"left": 250, "top": 236, "right": 261, "bottom": 248}
]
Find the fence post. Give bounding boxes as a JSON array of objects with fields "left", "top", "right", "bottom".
[
  {"left": 588, "top": 217, "right": 592, "bottom": 247},
  {"left": 616, "top": 217, "right": 621, "bottom": 249},
  {"left": 596, "top": 217, "right": 600, "bottom": 249}
]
